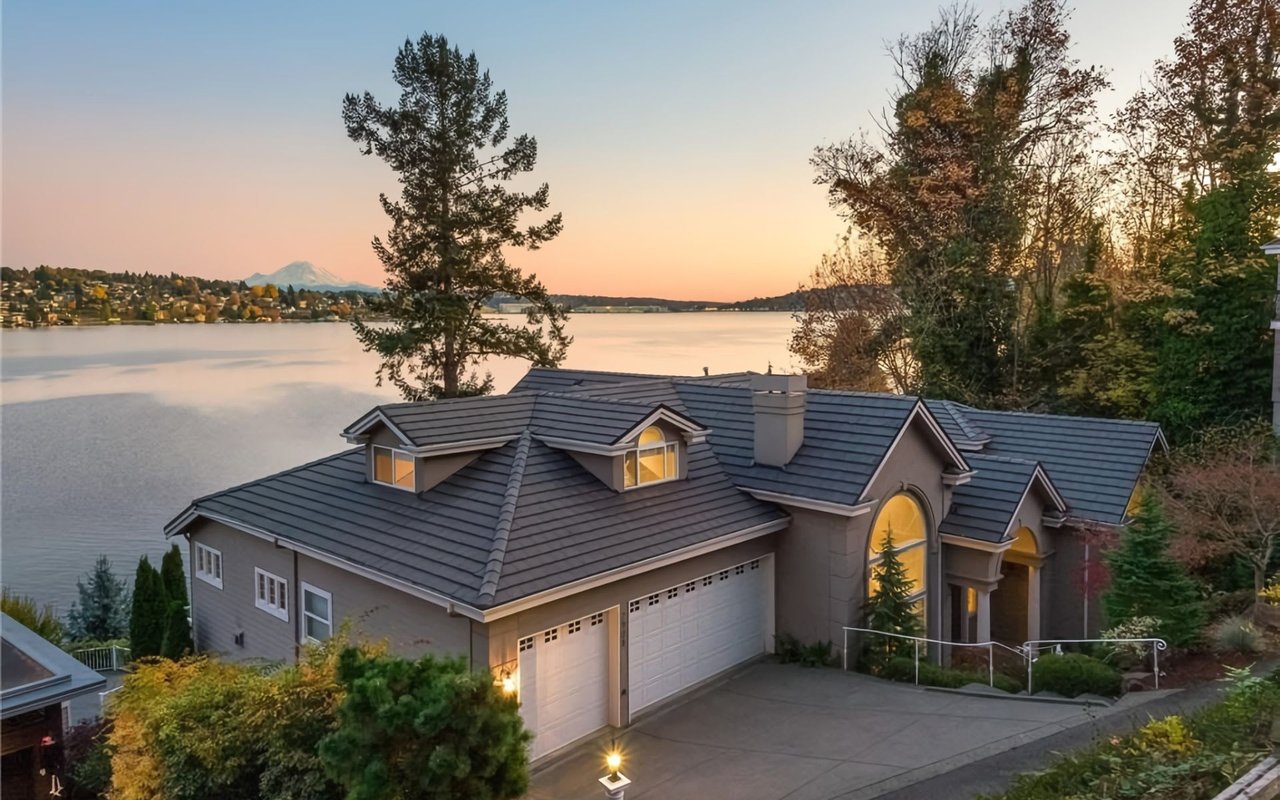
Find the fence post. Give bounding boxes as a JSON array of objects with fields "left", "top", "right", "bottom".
[
  {"left": 1153, "top": 645, "right": 1160, "bottom": 690},
  {"left": 1026, "top": 643, "right": 1034, "bottom": 695},
  {"left": 988, "top": 643, "right": 994, "bottom": 687},
  {"left": 913, "top": 639, "right": 920, "bottom": 685},
  {"left": 843, "top": 629, "right": 848, "bottom": 672}
]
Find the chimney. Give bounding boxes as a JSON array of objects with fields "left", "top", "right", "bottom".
[{"left": 752, "top": 373, "right": 806, "bottom": 466}]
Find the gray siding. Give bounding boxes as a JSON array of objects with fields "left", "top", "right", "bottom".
[
  {"left": 188, "top": 520, "right": 477, "bottom": 665},
  {"left": 188, "top": 520, "right": 295, "bottom": 663}
]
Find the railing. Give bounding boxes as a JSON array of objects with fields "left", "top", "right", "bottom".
[
  {"left": 842, "top": 627, "right": 1025, "bottom": 688},
  {"left": 1023, "top": 638, "right": 1168, "bottom": 694},
  {"left": 71, "top": 645, "right": 131, "bottom": 672},
  {"left": 844, "top": 628, "right": 1170, "bottom": 697},
  {"left": 99, "top": 685, "right": 124, "bottom": 713}
]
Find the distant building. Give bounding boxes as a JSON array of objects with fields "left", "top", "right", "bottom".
[
  {"left": 573, "top": 305, "right": 668, "bottom": 313},
  {"left": 498, "top": 302, "right": 535, "bottom": 314},
  {"left": 0, "top": 613, "right": 105, "bottom": 798}
]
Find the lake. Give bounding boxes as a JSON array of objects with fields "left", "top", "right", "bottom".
[{"left": 0, "top": 314, "right": 798, "bottom": 614}]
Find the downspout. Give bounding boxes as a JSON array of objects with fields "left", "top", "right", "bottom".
[{"left": 1082, "top": 541, "right": 1089, "bottom": 638}]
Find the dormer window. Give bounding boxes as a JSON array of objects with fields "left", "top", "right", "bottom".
[
  {"left": 373, "top": 445, "right": 415, "bottom": 490},
  {"left": 624, "top": 426, "right": 678, "bottom": 488}
]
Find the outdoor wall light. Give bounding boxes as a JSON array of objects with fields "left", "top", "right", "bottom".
[
  {"left": 599, "top": 739, "right": 630, "bottom": 799},
  {"left": 501, "top": 672, "right": 517, "bottom": 696}
]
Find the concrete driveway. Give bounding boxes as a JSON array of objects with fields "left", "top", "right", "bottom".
[{"left": 528, "top": 661, "right": 1170, "bottom": 800}]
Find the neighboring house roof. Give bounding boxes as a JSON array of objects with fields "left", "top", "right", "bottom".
[
  {"left": 939, "top": 454, "right": 1066, "bottom": 544},
  {"left": 936, "top": 404, "right": 1164, "bottom": 525},
  {"left": 168, "top": 432, "right": 785, "bottom": 611},
  {"left": 1, "top": 613, "right": 105, "bottom": 719}
]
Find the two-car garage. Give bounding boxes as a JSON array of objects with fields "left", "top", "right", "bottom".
[{"left": 516, "top": 556, "right": 771, "bottom": 761}]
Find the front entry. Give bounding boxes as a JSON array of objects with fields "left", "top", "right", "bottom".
[
  {"left": 627, "top": 557, "right": 769, "bottom": 715},
  {"left": 990, "top": 562, "right": 1029, "bottom": 644}
]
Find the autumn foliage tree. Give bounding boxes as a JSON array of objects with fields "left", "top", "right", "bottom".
[{"left": 1166, "top": 425, "right": 1280, "bottom": 595}]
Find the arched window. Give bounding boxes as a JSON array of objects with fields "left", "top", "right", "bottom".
[
  {"left": 624, "top": 426, "right": 678, "bottom": 488},
  {"left": 867, "top": 493, "right": 928, "bottom": 616},
  {"left": 1010, "top": 526, "right": 1037, "bottom": 556}
]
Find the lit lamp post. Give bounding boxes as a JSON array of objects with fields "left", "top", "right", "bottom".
[{"left": 599, "top": 742, "right": 630, "bottom": 799}]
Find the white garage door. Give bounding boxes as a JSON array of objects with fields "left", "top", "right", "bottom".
[
  {"left": 518, "top": 610, "right": 609, "bottom": 760},
  {"left": 628, "top": 557, "right": 769, "bottom": 714}
]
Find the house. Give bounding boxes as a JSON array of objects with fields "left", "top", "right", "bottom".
[
  {"left": 166, "top": 368, "right": 1163, "bottom": 762},
  {"left": 1, "top": 613, "right": 106, "bottom": 798}
]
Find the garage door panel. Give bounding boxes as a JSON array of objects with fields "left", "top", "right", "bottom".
[
  {"left": 628, "top": 557, "right": 769, "bottom": 714},
  {"left": 520, "top": 612, "right": 609, "bottom": 761}
]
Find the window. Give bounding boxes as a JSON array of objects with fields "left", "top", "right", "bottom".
[
  {"left": 372, "top": 445, "right": 415, "bottom": 490},
  {"left": 195, "top": 543, "right": 222, "bottom": 589},
  {"left": 867, "top": 493, "right": 928, "bottom": 622},
  {"left": 623, "top": 426, "right": 678, "bottom": 488},
  {"left": 300, "top": 582, "right": 331, "bottom": 643},
  {"left": 254, "top": 568, "right": 288, "bottom": 621}
]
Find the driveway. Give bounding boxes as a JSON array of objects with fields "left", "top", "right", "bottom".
[{"left": 527, "top": 661, "right": 1173, "bottom": 800}]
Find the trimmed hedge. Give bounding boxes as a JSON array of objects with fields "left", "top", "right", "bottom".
[
  {"left": 1031, "top": 653, "right": 1122, "bottom": 698},
  {"left": 883, "top": 656, "right": 1023, "bottom": 694}
]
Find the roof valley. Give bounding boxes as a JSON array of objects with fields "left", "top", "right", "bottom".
[{"left": 477, "top": 430, "right": 533, "bottom": 602}]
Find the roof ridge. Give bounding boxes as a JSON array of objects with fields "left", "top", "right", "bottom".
[
  {"left": 477, "top": 430, "right": 533, "bottom": 602},
  {"left": 534, "top": 390, "right": 661, "bottom": 409},
  {"left": 967, "top": 453, "right": 1038, "bottom": 466},
  {"left": 966, "top": 405, "right": 1161, "bottom": 428}
]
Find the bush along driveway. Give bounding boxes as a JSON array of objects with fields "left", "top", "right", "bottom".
[{"left": 527, "top": 662, "right": 1182, "bottom": 800}]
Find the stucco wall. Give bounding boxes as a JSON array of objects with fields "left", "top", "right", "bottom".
[
  {"left": 186, "top": 520, "right": 478, "bottom": 665},
  {"left": 773, "top": 506, "right": 860, "bottom": 646},
  {"left": 1043, "top": 525, "right": 1104, "bottom": 639}
]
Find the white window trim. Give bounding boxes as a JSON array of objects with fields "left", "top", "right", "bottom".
[
  {"left": 195, "top": 543, "right": 223, "bottom": 589},
  {"left": 254, "top": 567, "right": 289, "bottom": 621},
  {"left": 622, "top": 436, "right": 679, "bottom": 490},
  {"left": 299, "top": 582, "right": 333, "bottom": 644},
  {"left": 372, "top": 445, "right": 416, "bottom": 491}
]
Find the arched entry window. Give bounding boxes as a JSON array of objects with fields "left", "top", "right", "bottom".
[
  {"left": 867, "top": 493, "right": 928, "bottom": 616},
  {"left": 1010, "top": 527, "right": 1037, "bottom": 556}
]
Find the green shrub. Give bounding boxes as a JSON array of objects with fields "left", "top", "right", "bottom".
[
  {"left": 1031, "top": 653, "right": 1122, "bottom": 698},
  {"left": 1206, "top": 588, "right": 1256, "bottom": 621},
  {"left": 1, "top": 588, "right": 64, "bottom": 645},
  {"left": 882, "top": 657, "right": 1022, "bottom": 694},
  {"left": 1210, "top": 615, "right": 1262, "bottom": 654},
  {"left": 775, "top": 633, "right": 833, "bottom": 667}
]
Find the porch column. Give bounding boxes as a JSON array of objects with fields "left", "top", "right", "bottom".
[
  {"left": 1026, "top": 565, "right": 1041, "bottom": 642},
  {"left": 975, "top": 589, "right": 991, "bottom": 643}
]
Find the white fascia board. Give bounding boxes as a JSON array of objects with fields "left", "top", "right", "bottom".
[
  {"left": 744, "top": 489, "right": 875, "bottom": 518},
  {"left": 480, "top": 517, "right": 788, "bottom": 622},
  {"left": 613, "top": 405, "right": 707, "bottom": 444},
  {"left": 169, "top": 510, "right": 486, "bottom": 621},
  {"left": 940, "top": 533, "right": 1013, "bottom": 553},
  {"left": 341, "top": 408, "right": 416, "bottom": 447},
  {"left": 1031, "top": 464, "right": 1069, "bottom": 513},
  {"left": 858, "top": 401, "right": 971, "bottom": 502},
  {"left": 403, "top": 435, "right": 515, "bottom": 457},
  {"left": 537, "top": 436, "right": 630, "bottom": 456}
]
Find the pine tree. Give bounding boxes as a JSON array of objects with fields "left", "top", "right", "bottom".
[
  {"left": 343, "top": 33, "right": 569, "bottom": 400},
  {"left": 129, "top": 557, "right": 168, "bottom": 658},
  {"left": 66, "top": 555, "right": 130, "bottom": 642},
  {"left": 1103, "top": 492, "right": 1206, "bottom": 648},
  {"left": 861, "top": 526, "right": 923, "bottom": 673}
]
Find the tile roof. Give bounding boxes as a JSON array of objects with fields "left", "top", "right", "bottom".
[
  {"left": 941, "top": 405, "right": 1161, "bottom": 525},
  {"left": 174, "top": 432, "right": 784, "bottom": 610},
  {"left": 939, "top": 454, "right": 1059, "bottom": 543},
  {"left": 172, "top": 367, "right": 1162, "bottom": 612}
]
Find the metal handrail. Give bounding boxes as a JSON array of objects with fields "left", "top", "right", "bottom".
[
  {"left": 1023, "top": 637, "right": 1168, "bottom": 693},
  {"left": 71, "top": 645, "right": 131, "bottom": 672},
  {"left": 843, "top": 626, "right": 1025, "bottom": 688}
]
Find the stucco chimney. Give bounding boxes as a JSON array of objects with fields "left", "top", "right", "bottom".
[{"left": 752, "top": 373, "right": 806, "bottom": 466}]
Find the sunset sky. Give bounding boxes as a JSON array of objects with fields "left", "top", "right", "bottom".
[{"left": 5, "top": 0, "right": 1188, "bottom": 301}]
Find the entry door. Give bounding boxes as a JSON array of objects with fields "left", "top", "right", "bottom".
[
  {"left": 518, "top": 611, "right": 609, "bottom": 760},
  {"left": 628, "top": 558, "right": 769, "bottom": 714}
]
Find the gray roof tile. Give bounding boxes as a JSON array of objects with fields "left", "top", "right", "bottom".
[{"left": 940, "top": 454, "right": 1048, "bottom": 543}]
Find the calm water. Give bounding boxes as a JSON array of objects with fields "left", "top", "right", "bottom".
[{"left": 0, "top": 314, "right": 798, "bottom": 613}]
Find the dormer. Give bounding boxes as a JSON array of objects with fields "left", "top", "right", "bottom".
[
  {"left": 534, "top": 403, "right": 708, "bottom": 492},
  {"left": 341, "top": 403, "right": 525, "bottom": 493}
]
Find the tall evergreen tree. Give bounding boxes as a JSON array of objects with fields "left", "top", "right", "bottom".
[
  {"left": 343, "top": 33, "right": 569, "bottom": 400},
  {"left": 1103, "top": 493, "right": 1206, "bottom": 648},
  {"left": 861, "top": 526, "right": 924, "bottom": 673},
  {"left": 160, "top": 601, "right": 193, "bottom": 660},
  {"left": 129, "top": 557, "right": 168, "bottom": 658},
  {"left": 160, "top": 544, "right": 188, "bottom": 610},
  {"left": 66, "top": 555, "right": 130, "bottom": 642}
]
